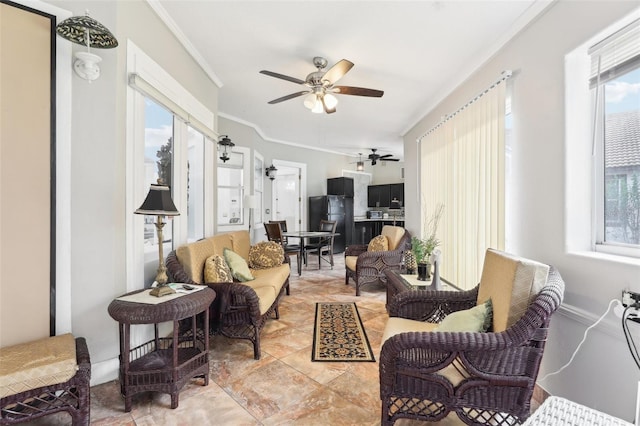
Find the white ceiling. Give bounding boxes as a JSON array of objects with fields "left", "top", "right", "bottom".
[{"left": 154, "top": 0, "right": 551, "bottom": 160}]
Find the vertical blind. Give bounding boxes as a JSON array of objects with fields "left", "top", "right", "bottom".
[{"left": 419, "top": 80, "right": 506, "bottom": 290}]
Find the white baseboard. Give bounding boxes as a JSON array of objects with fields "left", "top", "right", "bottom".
[
  {"left": 91, "top": 357, "right": 119, "bottom": 387},
  {"left": 557, "top": 302, "right": 620, "bottom": 339}
]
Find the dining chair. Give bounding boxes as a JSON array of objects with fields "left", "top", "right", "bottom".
[
  {"left": 264, "top": 222, "right": 301, "bottom": 275},
  {"left": 304, "top": 220, "right": 337, "bottom": 269}
]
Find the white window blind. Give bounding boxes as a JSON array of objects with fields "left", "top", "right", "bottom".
[
  {"left": 419, "top": 79, "right": 507, "bottom": 290},
  {"left": 589, "top": 18, "right": 640, "bottom": 88}
]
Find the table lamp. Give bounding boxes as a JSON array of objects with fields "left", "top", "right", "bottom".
[{"left": 135, "top": 183, "right": 180, "bottom": 296}]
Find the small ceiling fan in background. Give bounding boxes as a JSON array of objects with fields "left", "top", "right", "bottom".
[
  {"left": 260, "top": 56, "right": 384, "bottom": 114},
  {"left": 366, "top": 149, "right": 399, "bottom": 166},
  {"left": 352, "top": 149, "right": 400, "bottom": 168}
]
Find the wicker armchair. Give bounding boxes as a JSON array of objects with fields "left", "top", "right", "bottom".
[
  {"left": 380, "top": 249, "right": 565, "bottom": 425},
  {"left": 345, "top": 225, "right": 411, "bottom": 296}
]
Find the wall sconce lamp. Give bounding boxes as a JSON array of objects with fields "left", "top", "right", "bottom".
[
  {"left": 218, "top": 135, "right": 234, "bottom": 163},
  {"left": 265, "top": 164, "right": 278, "bottom": 180},
  {"left": 55, "top": 11, "right": 118, "bottom": 82},
  {"left": 134, "top": 183, "right": 180, "bottom": 297}
]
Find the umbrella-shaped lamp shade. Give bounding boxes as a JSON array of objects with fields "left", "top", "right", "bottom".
[
  {"left": 135, "top": 184, "right": 180, "bottom": 216},
  {"left": 55, "top": 14, "right": 118, "bottom": 49}
]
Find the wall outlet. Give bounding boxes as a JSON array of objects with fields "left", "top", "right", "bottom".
[{"left": 622, "top": 290, "right": 640, "bottom": 307}]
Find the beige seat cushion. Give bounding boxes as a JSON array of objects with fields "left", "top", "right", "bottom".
[
  {"left": 345, "top": 255, "right": 358, "bottom": 272},
  {"left": 381, "top": 226, "right": 405, "bottom": 250},
  {"left": 211, "top": 233, "right": 234, "bottom": 258},
  {"left": 0, "top": 333, "right": 78, "bottom": 398},
  {"left": 477, "top": 248, "right": 549, "bottom": 332},
  {"left": 243, "top": 285, "right": 277, "bottom": 315},
  {"left": 176, "top": 238, "right": 217, "bottom": 284},
  {"left": 247, "top": 264, "right": 290, "bottom": 295},
  {"left": 231, "top": 231, "right": 251, "bottom": 260}
]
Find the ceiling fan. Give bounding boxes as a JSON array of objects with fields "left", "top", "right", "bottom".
[
  {"left": 351, "top": 149, "right": 400, "bottom": 166},
  {"left": 366, "top": 149, "right": 399, "bottom": 166},
  {"left": 259, "top": 56, "right": 384, "bottom": 114}
]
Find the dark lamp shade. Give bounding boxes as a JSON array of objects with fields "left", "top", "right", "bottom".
[
  {"left": 135, "top": 184, "right": 180, "bottom": 216},
  {"left": 56, "top": 15, "right": 118, "bottom": 49},
  {"left": 389, "top": 199, "right": 402, "bottom": 210}
]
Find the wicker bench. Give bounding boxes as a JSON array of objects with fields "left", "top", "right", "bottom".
[{"left": 0, "top": 334, "right": 91, "bottom": 425}]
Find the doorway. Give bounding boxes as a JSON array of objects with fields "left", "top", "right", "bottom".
[{"left": 271, "top": 160, "right": 307, "bottom": 232}]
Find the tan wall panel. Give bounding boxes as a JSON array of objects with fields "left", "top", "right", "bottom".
[{"left": 0, "top": 3, "right": 52, "bottom": 347}]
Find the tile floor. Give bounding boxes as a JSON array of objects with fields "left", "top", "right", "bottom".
[{"left": 22, "top": 255, "right": 532, "bottom": 425}]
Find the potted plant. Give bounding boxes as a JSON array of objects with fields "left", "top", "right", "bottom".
[{"left": 411, "top": 203, "right": 444, "bottom": 280}]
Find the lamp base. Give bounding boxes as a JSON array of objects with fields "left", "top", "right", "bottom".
[{"left": 149, "top": 284, "right": 176, "bottom": 297}]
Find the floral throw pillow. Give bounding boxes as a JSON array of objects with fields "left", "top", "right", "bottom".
[
  {"left": 368, "top": 235, "right": 389, "bottom": 252},
  {"left": 249, "top": 241, "right": 284, "bottom": 269},
  {"left": 203, "top": 254, "right": 233, "bottom": 283}
]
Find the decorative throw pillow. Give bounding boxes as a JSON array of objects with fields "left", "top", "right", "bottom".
[
  {"left": 436, "top": 299, "right": 493, "bottom": 333},
  {"left": 368, "top": 235, "right": 389, "bottom": 252},
  {"left": 223, "top": 248, "right": 254, "bottom": 282},
  {"left": 203, "top": 254, "right": 233, "bottom": 283},
  {"left": 248, "top": 241, "right": 284, "bottom": 269}
]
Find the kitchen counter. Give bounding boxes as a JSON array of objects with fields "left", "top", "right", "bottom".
[
  {"left": 353, "top": 218, "right": 405, "bottom": 245},
  {"left": 354, "top": 217, "right": 405, "bottom": 222}
]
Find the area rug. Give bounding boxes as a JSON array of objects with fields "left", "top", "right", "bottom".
[{"left": 312, "top": 302, "right": 375, "bottom": 362}]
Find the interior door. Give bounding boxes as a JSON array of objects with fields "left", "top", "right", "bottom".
[
  {"left": 273, "top": 165, "right": 300, "bottom": 231},
  {"left": 0, "top": 2, "right": 55, "bottom": 346}
]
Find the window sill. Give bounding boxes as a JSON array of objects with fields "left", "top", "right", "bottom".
[{"left": 567, "top": 249, "right": 640, "bottom": 267}]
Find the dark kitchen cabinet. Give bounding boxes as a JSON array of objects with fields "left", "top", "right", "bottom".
[
  {"left": 354, "top": 222, "right": 375, "bottom": 245},
  {"left": 327, "top": 177, "right": 354, "bottom": 197},
  {"left": 367, "top": 184, "right": 390, "bottom": 208},
  {"left": 390, "top": 183, "right": 404, "bottom": 206}
]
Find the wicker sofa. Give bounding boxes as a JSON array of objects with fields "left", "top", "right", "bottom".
[{"left": 166, "top": 230, "right": 290, "bottom": 359}]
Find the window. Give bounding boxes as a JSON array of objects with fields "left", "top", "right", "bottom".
[
  {"left": 126, "top": 41, "right": 217, "bottom": 291},
  {"left": 187, "top": 126, "right": 205, "bottom": 242},
  {"left": 253, "top": 151, "right": 264, "bottom": 227},
  {"left": 217, "top": 146, "right": 249, "bottom": 229},
  {"left": 590, "top": 18, "right": 640, "bottom": 254},
  {"left": 143, "top": 99, "right": 174, "bottom": 285}
]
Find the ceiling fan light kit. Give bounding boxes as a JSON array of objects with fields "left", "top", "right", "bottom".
[{"left": 260, "top": 56, "right": 383, "bottom": 114}]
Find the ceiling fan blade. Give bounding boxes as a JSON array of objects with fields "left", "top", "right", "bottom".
[
  {"left": 333, "top": 86, "right": 384, "bottom": 97},
  {"left": 260, "top": 70, "right": 306, "bottom": 85},
  {"left": 322, "top": 96, "right": 336, "bottom": 114},
  {"left": 380, "top": 158, "right": 400, "bottom": 161},
  {"left": 267, "top": 91, "right": 310, "bottom": 104},
  {"left": 379, "top": 154, "right": 393, "bottom": 159},
  {"left": 322, "top": 59, "right": 354, "bottom": 84}
]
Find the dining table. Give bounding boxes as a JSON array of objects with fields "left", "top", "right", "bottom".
[{"left": 281, "top": 231, "right": 340, "bottom": 273}]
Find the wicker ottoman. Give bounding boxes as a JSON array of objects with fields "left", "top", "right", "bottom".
[{"left": 0, "top": 334, "right": 91, "bottom": 425}]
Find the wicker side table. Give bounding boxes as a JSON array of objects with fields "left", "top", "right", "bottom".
[{"left": 108, "top": 288, "right": 215, "bottom": 412}]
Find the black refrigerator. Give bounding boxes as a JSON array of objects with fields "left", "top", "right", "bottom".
[{"left": 308, "top": 195, "right": 353, "bottom": 254}]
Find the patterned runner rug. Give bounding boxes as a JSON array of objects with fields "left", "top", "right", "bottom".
[{"left": 312, "top": 302, "right": 375, "bottom": 362}]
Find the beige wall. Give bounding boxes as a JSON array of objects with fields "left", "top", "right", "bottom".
[{"left": 0, "top": 3, "right": 52, "bottom": 346}]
